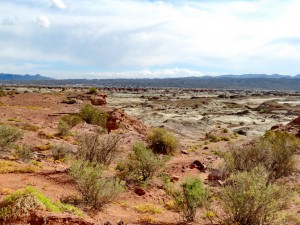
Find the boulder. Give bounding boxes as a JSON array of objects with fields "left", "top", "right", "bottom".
[
  {"left": 190, "top": 160, "right": 206, "bottom": 172},
  {"left": 91, "top": 94, "right": 107, "bottom": 106}
]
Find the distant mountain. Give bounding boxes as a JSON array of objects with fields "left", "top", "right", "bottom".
[
  {"left": 1, "top": 73, "right": 300, "bottom": 91},
  {"left": 217, "top": 74, "right": 291, "bottom": 79},
  {"left": 0, "top": 73, "right": 54, "bottom": 80}
]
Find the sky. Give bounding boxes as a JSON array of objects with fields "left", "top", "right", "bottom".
[{"left": 1, "top": 0, "right": 300, "bottom": 79}]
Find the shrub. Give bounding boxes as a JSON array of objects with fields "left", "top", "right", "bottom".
[
  {"left": 172, "top": 177, "right": 209, "bottom": 222},
  {"left": 224, "top": 131, "right": 300, "bottom": 182},
  {"left": 205, "top": 133, "right": 219, "bottom": 142},
  {"left": 0, "top": 187, "right": 82, "bottom": 221},
  {"left": 79, "top": 104, "right": 107, "bottom": 127},
  {"left": 146, "top": 128, "right": 179, "bottom": 154},
  {"left": 52, "top": 144, "right": 72, "bottom": 161},
  {"left": 57, "top": 120, "right": 71, "bottom": 137},
  {"left": 14, "top": 145, "right": 32, "bottom": 162},
  {"left": 87, "top": 87, "right": 98, "bottom": 94},
  {"left": 116, "top": 143, "right": 165, "bottom": 185},
  {"left": 77, "top": 132, "right": 122, "bottom": 166},
  {"left": 61, "top": 114, "right": 82, "bottom": 128},
  {"left": 69, "top": 160, "right": 125, "bottom": 209},
  {"left": 219, "top": 167, "right": 288, "bottom": 225},
  {"left": 0, "top": 88, "right": 7, "bottom": 97},
  {"left": 0, "top": 125, "right": 23, "bottom": 153}
]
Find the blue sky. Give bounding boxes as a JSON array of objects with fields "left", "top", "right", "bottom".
[{"left": 1, "top": 0, "right": 300, "bottom": 79}]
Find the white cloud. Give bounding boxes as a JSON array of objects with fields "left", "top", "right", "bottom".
[
  {"left": 36, "top": 16, "right": 51, "bottom": 28},
  {"left": 1, "top": 0, "right": 300, "bottom": 78},
  {"left": 51, "top": 0, "right": 66, "bottom": 10}
]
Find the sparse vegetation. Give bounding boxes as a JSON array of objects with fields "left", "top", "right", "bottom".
[
  {"left": 60, "top": 114, "right": 82, "bottom": 128},
  {"left": 69, "top": 160, "right": 125, "bottom": 209},
  {"left": 135, "top": 203, "right": 164, "bottom": 214},
  {"left": 116, "top": 142, "right": 165, "bottom": 185},
  {"left": 0, "top": 187, "right": 83, "bottom": 221},
  {"left": 15, "top": 122, "right": 40, "bottom": 131},
  {"left": 146, "top": 128, "right": 179, "bottom": 154},
  {"left": 52, "top": 144, "right": 72, "bottom": 161},
  {"left": 219, "top": 167, "right": 289, "bottom": 225},
  {"left": 172, "top": 177, "right": 209, "bottom": 222},
  {"left": 87, "top": 87, "right": 98, "bottom": 94},
  {"left": 57, "top": 114, "right": 81, "bottom": 137},
  {"left": 224, "top": 131, "right": 300, "bottom": 182},
  {"left": 0, "top": 125, "right": 23, "bottom": 153},
  {"left": 77, "top": 132, "right": 122, "bottom": 166},
  {"left": 79, "top": 103, "right": 108, "bottom": 127},
  {"left": 206, "top": 133, "right": 219, "bottom": 142},
  {"left": 14, "top": 145, "right": 32, "bottom": 162},
  {"left": 0, "top": 160, "right": 38, "bottom": 173}
]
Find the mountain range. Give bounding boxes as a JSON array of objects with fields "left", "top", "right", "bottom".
[
  {"left": 0, "top": 73, "right": 54, "bottom": 80},
  {"left": 1, "top": 73, "right": 300, "bottom": 91}
]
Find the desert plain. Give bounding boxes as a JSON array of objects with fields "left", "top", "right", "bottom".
[{"left": 0, "top": 86, "right": 299, "bottom": 225}]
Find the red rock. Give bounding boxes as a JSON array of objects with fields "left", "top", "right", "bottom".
[
  {"left": 171, "top": 175, "right": 180, "bottom": 182},
  {"left": 134, "top": 187, "right": 146, "bottom": 196},
  {"left": 90, "top": 93, "right": 107, "bottom": 106}
]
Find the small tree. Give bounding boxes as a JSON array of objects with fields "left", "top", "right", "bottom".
[
  {"left": 77, "top": 132, "right": 122, "bottom": 166},
  {"left": 219, "top": 167, "right": 288, "bottom": 225},
  {"left": 116, "top": 142, "right": 165, "bottom": 185},
  {"left": 146, "top": 128, "right": 179, "bottom": 154},
  {"left": 172, "top": 177, "right": 209, "bottom": 222},
  {"left": 0, "top": 125, "right": 23, "bottom": 153},
  {"left": 69, "top": 160, "right": 124, "bottom": 209}
]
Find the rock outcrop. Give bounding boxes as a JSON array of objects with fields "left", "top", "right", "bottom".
[{"left": 91, "top": 93, "right": 107, "bottom": 106}]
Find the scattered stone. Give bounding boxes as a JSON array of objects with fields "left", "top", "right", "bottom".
[
  {"left": 134, "top": 187, "right": 146, "bottom": 196},
  {"left": 190, "top": 160, "right": 206, "bottom": 172},
  {"left": 171, "top": 175, "right": 180, "bottom": 182},
  {"left": 118, "top": 221, "right": 125, "bottom": 225},
  {"left": 181, "top": 150, "right": 189, "bottom": 154},
  {"left": 104, "top": 221, "right": 112, "bottom": 225},
  {"left": 237, "top": 129, "right": 247, "bottom": 136}
]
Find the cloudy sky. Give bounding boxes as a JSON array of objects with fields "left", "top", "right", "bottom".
[{"left": 1, "top": 0, "right": 300, "bottom": 79}]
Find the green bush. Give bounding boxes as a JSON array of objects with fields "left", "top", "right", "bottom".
[
  {"left": 116, "top": 142, "right": 165, "bottom": 185},
  {"left": 0, "top": 187, "right": 82, "bottom": 221},
  {"left": 57, "top": 114, "right": 82, "bottom": 137},
  {"left": 57, "top": 120, "right": 71, "bottom": 136},
  {"left": 219, "top": 167, "right": 288, "bottom": 225},
  {"left": 146, "top": 128, "right": 179, "bottom": 154},
  {"left": 87, "top": 87, "right": 98, "bottom": 94},
  {"left": 0, "top": 125, "right": 23, "bottom": 153},
  {"left": 224, "top": 131, "right": 300, "bottom": 182},
  {"left": 172, "top": 177, "right": 209, "bottom": 222},
  {"left": 69, "top": 160, "right": 124, "bottom": 209},
  {"left": 79, "top": 104, "right": 107, "bottom": 127},
  {"left": 77, "top": 132, "right": 122, "bottom": 166}
]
